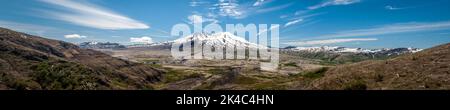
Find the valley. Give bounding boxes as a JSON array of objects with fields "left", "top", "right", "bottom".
[{"left": 93, "top": 32, "right": 430, "bottom": 90}]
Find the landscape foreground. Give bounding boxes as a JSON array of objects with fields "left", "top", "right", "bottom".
[{"left": 0, "top": 27, "right": 449, "bottom": 90}]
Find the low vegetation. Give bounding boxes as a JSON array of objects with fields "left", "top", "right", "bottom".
[{"left": 300, "top": 67, "right": 329, "bottom": 79}]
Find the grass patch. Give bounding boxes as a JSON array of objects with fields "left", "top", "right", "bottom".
[
  {"left": 207, "top": 68, "right": 227, "bottom": 75},
  {"left": 162, "top": 68, "right": 203, "bottom": 83},
  {"left": 234, "top": 75, "right": 258, "bottom": 85},
  {"left": 252, "top": 81, "right": 287, "bottom": 90},
  {"left": 300, "top": 67, "right": 329, "bottom": 79},
  {"left": 148, "top": 64, "right": 163, "bottom": 68},
  {"left": 141, "top": 59, "right": 159, "bottom": 62},
  {"left": 0, "top": 74, "right": 40, "bottom": 90},
  {"left": 162, "top": 69, "right": 186, "bottom": 83}
]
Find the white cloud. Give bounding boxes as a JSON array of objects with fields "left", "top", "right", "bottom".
[
  {"left": 130, "top": 36, "right": 153, "bottom": 44},
  {"left": 256, "top": 3, "right": 293, "bottom": 13},
  {"left": 202, "top": 0, "right": 285, "bottom": 19},
  {"left": 281, "top": 11, "right": 325, "bottom": 28},
  {"left": 253, "top": 0, "right": 265, "bottom": 6},
  {"left": 308, "top": 0, "right": 361, "bottom": 10},
  {"left": 258, "top": 25, "right": 280, "bottom": 35},
  {"left": 64, "top": 34, "right": 87, "bottom": 39},
  {"left": 187, "top": 14, "right": 219, "bottom": 24},
  {"left": 215, "top": 0, "right": 245, "bottom": 18},
  {"left": 190, "top": 0, "right": 209, "bottom": 7},
  {"left": 385, "top": 5, "right": 404, "bottom": 10},
  {"left": 284, "top": 38, "right": 377, "bottom": 46},
  {"left": 188, "top": 14, "right": 204, "bottom": 24},
  {"left": 284, "top": 18, "right": 303, "bottom": 27},
  {"left": 284, "top": 12, "right": 324, "bottom": 27},
  {"left": 316, "top": 21, "right": 450, "bottom": 38},
  {"left": 39, "top": 0, "right": 149, "bottom": 30}
]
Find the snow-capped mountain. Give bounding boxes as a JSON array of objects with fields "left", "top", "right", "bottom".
[
  {"left": 79, "top": 42, "right": 125, "bottom": 49},
  {"left": 284, "top": 46, "right": 423, "bottom": 55},
  {"left": 173, "top": 32, "right": 266, "bottom": 49},
  {"left": 128, "top": 32, "right": 267, "bottom": 49},
  {"left": 127, "top": 41, "right": 173, "bottom": 48}
]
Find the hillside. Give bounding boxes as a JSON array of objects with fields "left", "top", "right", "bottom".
[
  {"left": 0, "top": 27, "right": 163, "bottom": 90},
  {"left": 309, "top": 43, "right": 450, "bottom": 90}
]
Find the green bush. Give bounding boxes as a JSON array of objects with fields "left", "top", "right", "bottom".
[{"left": 31, "top": 61, "right": 99, "bottom": 90}]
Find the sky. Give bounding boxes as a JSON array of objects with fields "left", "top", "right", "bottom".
[{"left": 0, "top": 0, "right": 450, "bottom": 49}]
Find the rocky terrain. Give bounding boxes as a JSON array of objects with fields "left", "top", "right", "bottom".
[
  {"left": 0, "top": 27, "right": 163, "bottom": 90},
  {"left": 95, "top": 32, "right": 450, "bottom": 90},
  {"left": 310, "top": 43, "right": 450, "bottom": 90}
]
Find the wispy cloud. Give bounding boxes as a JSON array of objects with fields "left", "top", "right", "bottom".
[
  {"left": 385, "top": 5, "right": 406, "bottom": 10},
  {"left": 64, "top": 34, "right": 87, "bottom": 39},
  {"left": 190, "top": 0, "right": 210, "bottom": 7},
  {"left": 206, "top": 0, "right": 288, "bottom": 19},
  {"left": 284, "top": 18, "right": 303, "bottom": 27},
  {"left": 283, "top": 13, "right": 324, "bottom": 27},
  {"left": 308, "top": 0, "right": 361, "bottom": 10},
  {"left": 213, "top": 0, "right": 245, "bottom": 19},
  {"left": 256, "top": 3, "right": 293, "bottom": 13},
  {"left": 187, "top": 14, "right": 218, "bottom": 24},
  {"left": 315, "top": 21, "right": 450, "bottom": 38},
  {"left": 130, "top": 36, "right": 153, "bottom": 44},
  {"left": 258, "top": 24, "right": 279, "bottom": 35},
  {"left": 253, "top": 0, "right": 265, "bottom": 6},
  {"left": 39, "top": 0, "right": 149, "bottom": 30},
  {"left": 284, "top": 38, "right": 377, "bottom": 46}
]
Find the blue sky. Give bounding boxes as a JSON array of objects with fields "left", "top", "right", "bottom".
[{"left": 0, "top": 0, "right": 450, "bottom": 48}]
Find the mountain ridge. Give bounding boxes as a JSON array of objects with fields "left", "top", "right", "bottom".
[
  {"left": 309, "top": 43, "right": 450, "bottom": 90},
  {"left": 0, "top": 27, "right": 163, "bottom": 90}
]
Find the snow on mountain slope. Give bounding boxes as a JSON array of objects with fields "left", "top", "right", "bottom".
[
  {"left": 284, "top": 46, "right": 423, "bottom": 55},
  {"left": 173, "top": 32, "right": 267, "bottom": 49}
]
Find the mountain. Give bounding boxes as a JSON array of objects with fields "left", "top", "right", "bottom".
[
  {"left": 79, "top": 42, "right": 126, "bottom": 49},
  {"left": 134, "top": 32, "right": 266, "bottom": 49},
  {"left": 281, "top": 46, "right": 422, "bottom": 65},
  {"left": 309, "top": 43, "right": 450, "bottom": 90},
  {"left": 0, "top": 27, "right": 163, "bottom": 90},
  {"left": 127, "top": 41, "right": 173, "bottom": 50},
  {"left": 173, "top": 32, "right": 264, "bottom": 49},
  {"left": 284, "top": 46, "right": 422, "bottom": 54}
]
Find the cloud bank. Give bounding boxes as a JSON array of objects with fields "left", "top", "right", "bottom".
[{"left": 64, "top": 34, "right": 87, "bottom": 39}]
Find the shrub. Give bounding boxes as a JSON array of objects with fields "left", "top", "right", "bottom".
[
  {"left": 31, "top": 61, "right": 98, "bottom": 90},
  {"left": 301, "top": 67, "right": 329, "bottom": 79}
]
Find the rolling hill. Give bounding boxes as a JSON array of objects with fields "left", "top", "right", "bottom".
[
  {"left": 309, "top": 43, "right": 450, "bottom": 90},
  {"left": 0, "top": 27, "right": 163, "bottom": 90}
]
